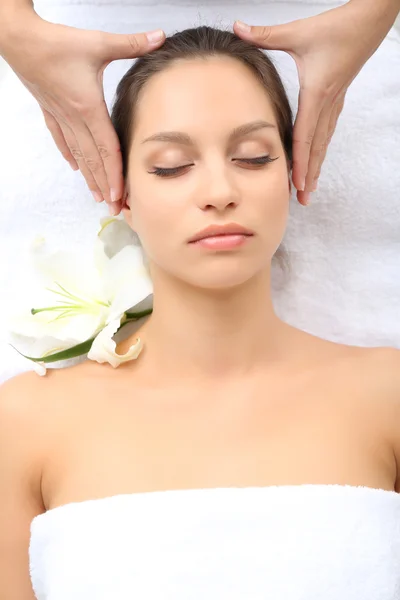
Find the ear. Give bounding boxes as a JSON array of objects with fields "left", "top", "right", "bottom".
[
  {"left": 121, "top": 189, "right": 140, "bottom": 237},
  {"left": 121, "top": 188, "right": 132, "bottom": 221},
  {"left": 122, "top": 188, "right": 130, "bottom": 210}
]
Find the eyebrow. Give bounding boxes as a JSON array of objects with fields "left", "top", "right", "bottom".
[{"left": 141, "top": 119, "right": 276, "bottom": 145}]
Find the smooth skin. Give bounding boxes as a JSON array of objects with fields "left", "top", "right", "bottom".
[
  {"left": 1, "top": 51, "right": 400, "bottom": 599},
  {"left": 0, "top": 0, "right": 398, "bottom": 212}
]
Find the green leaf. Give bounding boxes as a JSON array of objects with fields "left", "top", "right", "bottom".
[
  {"left": 8, "top": 337, "right": 96, "bottom": 364},
  {"left": 125, "top": 308, "right": 152, "bottom": 319}
]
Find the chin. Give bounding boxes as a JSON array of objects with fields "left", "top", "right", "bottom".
[{"left": 184, "top": 267, "right": 260, "bottom": 291}]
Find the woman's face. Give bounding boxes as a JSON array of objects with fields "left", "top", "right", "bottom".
[{"left": 123, "top": 56, "right": 291, "bottom": 289}]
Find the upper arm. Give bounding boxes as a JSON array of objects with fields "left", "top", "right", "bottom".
[
  {"left": 391, "top": 357, "right": 400, "bottom": 492},
  {"left": 373, "top": 348, "right": 400, "bottom": 492},
  {"left": 0, "top": 372, "right": 47, "bottom": 600}
]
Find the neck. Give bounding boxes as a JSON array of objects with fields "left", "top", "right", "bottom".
[{"left": 133, "top": 268, "right": 293, "bottom": 385}]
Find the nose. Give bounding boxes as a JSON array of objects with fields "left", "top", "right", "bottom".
[{"left": 197, "top": 164, "right": 240, "bottom": 212}]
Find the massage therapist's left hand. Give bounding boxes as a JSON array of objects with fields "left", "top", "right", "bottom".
[{"left": 234, "top": 0, "right": 400, "bottom": 205}]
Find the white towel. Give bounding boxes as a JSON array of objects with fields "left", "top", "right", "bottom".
[
  {"left": 1, "top": 1, "right": 399, "bottom": 384},
  {"left": 29, "top": 484, "right": 400, "bottom": 599}
]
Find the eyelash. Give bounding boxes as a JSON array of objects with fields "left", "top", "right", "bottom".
[{"left": 149, "top": 155, "right": 278, "bottom": 178}]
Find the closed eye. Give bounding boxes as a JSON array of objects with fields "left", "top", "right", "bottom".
[{"left": 148, "top": 155, "right": 278, "bottom": 178}]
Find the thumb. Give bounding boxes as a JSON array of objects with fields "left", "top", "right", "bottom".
[
  {"left": 234, "top": 20, "right": 296, "bottom": 52},
  {"left": 102, "top": 29, "right": 166, "bottom": 61}
]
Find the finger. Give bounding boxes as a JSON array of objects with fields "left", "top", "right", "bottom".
[
  {"left": 101, "top": 29, "right": 166, "bottom": 62},
  {"left": 292, "top": 86, "right": 325, "bottom": 193},
  {"left": 303, "top": 99, "right": 333, "bottom": 193},
  {"left": 59, "top": 109, "right": 113, "bottom": 204},
  {"left": 108, "top": 199, "right": 123, "bottom": 217},
  {"left": 233, "top": 20, "right": 293, "bottom": 51},
  {"left": 40, "top": 106, "right": 79, "bottom": 171},
  {"left": 296, "top": 94, "right": 345, "bottom": 205},
  {"left": 57, "top": 117, "right": 105, "bottom": 203},
  {"left": 313, "top": 95, "right": 345, "bottom": 181},
  {"left": 82, "top": 100, "right": 125, "bottom": 204}
]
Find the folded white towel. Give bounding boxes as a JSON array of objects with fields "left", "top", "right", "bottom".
[
  {"left": 29, "top": 484, "right": 400, "bottom": 599},
  {"left": 33, "top": 0, "right": 348, "bottom": 6},
  {"left": 0, "top": 1, "right": 399, "bottom": 384}
]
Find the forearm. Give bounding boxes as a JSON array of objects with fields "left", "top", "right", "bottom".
[
  {"left": 0, "top": 0, "right": 37, "bottom": 55},
  {"left": 349, "top": 0, "right": 400, "bottom": 28},
  {"left": 347, "top": 0, "right": 400, "bottom": 55},
  {"left": 0, "top": 0, "right": 34, "bottom": 22}
]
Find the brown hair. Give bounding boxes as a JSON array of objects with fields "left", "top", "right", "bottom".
[{"left": 110, "top": 25, "right": 292, "bottom": 273}]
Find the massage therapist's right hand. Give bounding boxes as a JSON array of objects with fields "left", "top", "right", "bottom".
[{"left": 0, "top": 11, "right": 165, "bottom": 214}]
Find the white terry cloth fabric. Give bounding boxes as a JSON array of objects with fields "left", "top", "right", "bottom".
[
  {"left": 0, "top": 1, "right": 400, "bottom": 384},
  {"left": 29, "top": 484, "right": 400, "bottom": 599}
]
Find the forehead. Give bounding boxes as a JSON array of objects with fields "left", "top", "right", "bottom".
[{"left": 134, "top": 56, "right": 277, "bottom": 132}]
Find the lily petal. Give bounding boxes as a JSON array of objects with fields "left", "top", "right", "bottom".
[
  {"left": 87, "top": 318, "right": 143, "bottom": 368},
  {"left": 31, "top": 361, "right": 47, "bottom": 377},
  {"left": 7, "top": 299, "right": 108, "bottom": 343},
  {"left": 97, "top": 216, "right": 140, "bottom": 259},
  {"left": 102, "top": 246, "right": 153, "bottom": 323},
  {"left": 31, "top": 246, "right": 104, "bottom": 300}
]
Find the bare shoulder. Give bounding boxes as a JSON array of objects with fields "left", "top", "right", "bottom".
[
  {"left": 356, "top": 345, "right": 400, "bottom": 390},
  {"left": 0, "top": 362, "right": 96, "bottom": 453},
  {"left": 352, "top": 346, "right": 400, "bottom": 474},
  {"left": 0, "top": 365, "right": 75, "bottom": 419},
  {"left": 327, "top": 343, "right": 400, "bottom": 395},
  {"left": 368, "top": 345, "right": 400, "bottom": 407},
  {"left": 0, "top": 370, "right": 53, "bottom": 429},
  {"left": 0, "top": 358, "right": 101, "bottom": 413},
  {"left": 0, "top": 359, "right": 123, "bottom": 443},
  {"left": 296, "top": 326, "right": 400, "bottom": 378},
  {"left": 0, "top": 368, "right": 68, "bottom": 467},
  {"left": 298, "top": 333, "right": 400, "bottom": 409}
]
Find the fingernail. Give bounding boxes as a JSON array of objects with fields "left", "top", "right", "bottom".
[
  {"left": 92, "top": 191, "right": 103, "bottom": 203},
  {"left": 303, "top": 192, "right": 311, "bottom": 205},
  {"left": 110, "top": 188, "right": 119, "bottom": 203},
  {"left": 299, "top": 177, "right": 306, "bottom": 192},
  {"left": 109, "top": 203, "right": 119, "bottom": 216},
  {"left": 146, "top": 29, "right": 164, "bottom": 44},
  {"left": 69, "top": 162, "right": 79, "bottom": 171},
  {"left": 312, "top": 180, "right": 318, "bottom": 192},
  {"left": 235, "top": 20, "right": 251, "bottom": 33}
]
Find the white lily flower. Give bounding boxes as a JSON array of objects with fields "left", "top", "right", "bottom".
[{"left": 6, "top": 216, "right": 153, "bottom": 374}]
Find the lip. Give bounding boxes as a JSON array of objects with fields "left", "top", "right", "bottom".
[{"left": 188, "top": 222, "right": 254, "bottom": 243}]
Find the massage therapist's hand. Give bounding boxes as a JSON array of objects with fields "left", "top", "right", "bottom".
[
  {"left": 234, "top": 0, "right": 399, "bottom": 205},
  {"left": 0, "top": 10, "right": 165, "bottom": 214}
]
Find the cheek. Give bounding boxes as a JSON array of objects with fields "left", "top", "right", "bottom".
[
  {"left": 256, "top": 167, "right": 290, "bottom": 208},
  {"left": 253, "top": 170, "right": 290, "bottom": 241},
  {"left": 130, "top": 192, "right": 177, "bottom": 254}
]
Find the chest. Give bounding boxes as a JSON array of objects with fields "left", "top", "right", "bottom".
[{"left": 42, "top": 370, "right": 397, "bottom": 509}]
